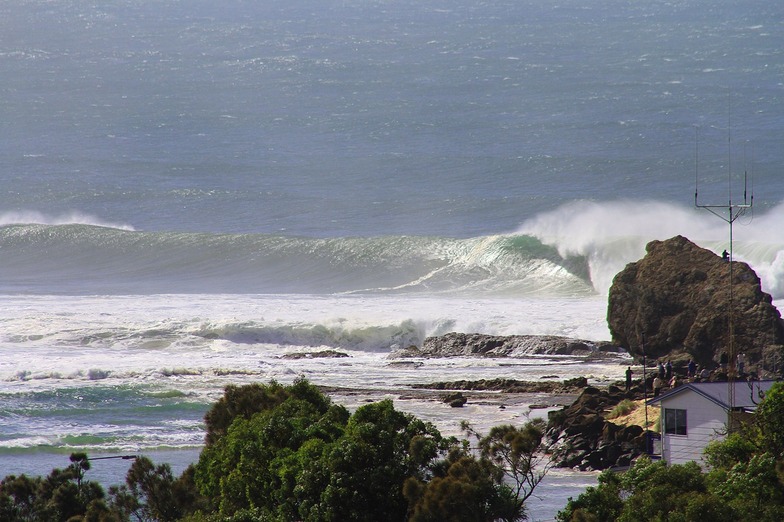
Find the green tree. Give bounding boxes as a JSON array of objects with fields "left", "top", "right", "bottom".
[
  {"left": 0, "top": 474, "right": 41, "bottom": 521},
  {"left": 554, "top": 470, "right": 624, "bottom": 522},
  {"left": 557, "top": 458, "right": 735, "bottom": 522},
  {"left": 0, "top": 454, "right": 108, "bottom": 522},
  {"left": 294, "top": 399, "right": 452, "bottom": 522},
  {"left": 107, "top": 456, "right": 201, "bottom": 522},
  {"left": 404, "top": 450, "right": 500, "bottom": 522},
  {"left": 703, "top": 432, "right": 758, "bottom": 470},
  {"left": 194, "top": 380, "right": 350, "bottom": 517},
  {"left": 706, "top": 452, "right": 784, "bottom": 522},
  {"left": 404, "top": 420, "right": 550, "bottom": 522},
  {"left": 195, "top": 381, "right": 465, "bottom": 522},
  {"left": 477, "top": 420, "right": 550, "bottom": 520},
  {"left": 754, "top": 381, "right": 784, "bottom": 457}
]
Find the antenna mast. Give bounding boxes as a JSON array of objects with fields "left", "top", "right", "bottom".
[{"left": 693, "top": 121, "right": 754, "bottom": 423}]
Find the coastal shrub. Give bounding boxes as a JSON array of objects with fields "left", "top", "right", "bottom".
[
  {"left": 706, "top": 452, "right": 784, "bottom": 522},
  {"left": 607, "top": 399, "right": 636, "bottom": 419},
  {"left": 557, "top": 458, "right": 736, "bottom": 522},
  {"left": 703, "top": 432, "right": 758, "bottom": 470},
  {"left": 754, "top": 381, "right": 784, "bottom": 457},
  {"left": 404, "top": 451, "right": 501, "bottom": 522},
  {"left": 203, "top": 378, "right": 331, "bottom": 446},
  {"left": 196, "top": 391, "right": 350, "bottom": 516},
  {"left": 196, "top": 381, "right": 460, "bottom": 521}
]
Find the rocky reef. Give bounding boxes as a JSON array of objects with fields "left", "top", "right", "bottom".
[{"left": 390, "top": 333, "right": 623, "bottom": 358}]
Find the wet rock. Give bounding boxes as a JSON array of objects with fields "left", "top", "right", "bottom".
[
  {"left": 391, "top": 333, "right": 622, "bottom": 358},
  {"left": 608, "top": 235, "right": 784, "bottom": 368}
]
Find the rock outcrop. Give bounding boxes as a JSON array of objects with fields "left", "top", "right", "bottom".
[
  {"left": 546, "top": 386, "right": 647, "bottom": 471},
  {"left": 390, "top": 333, "right": 622, "bottom": 358},
  {"left": 607, "top": 235, "right": 784, "bottom": 369},
  {"left": 412, "top": 377, "right": 588, "bottom": 394}
]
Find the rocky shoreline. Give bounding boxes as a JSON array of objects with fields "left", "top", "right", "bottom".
[
  {"left": 298, "top": 332, "right": 640, "bottom": 472},
  {"left": 407, "top": 376, "right": 648, "bottom": 471}
]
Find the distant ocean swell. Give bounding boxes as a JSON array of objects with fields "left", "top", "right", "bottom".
[{"left": 0, "top": 224, "right": 594, "bottom": 296}]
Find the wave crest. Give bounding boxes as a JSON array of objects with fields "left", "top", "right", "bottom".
[{"left": 0, "top": 210, "right": 134, "bottom": 230}]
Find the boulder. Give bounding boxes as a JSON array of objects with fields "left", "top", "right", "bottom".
[
  {"left": 607, "top": 235, "right": 784, "bottom": 369},
  {"left": 442, "top": 392, "right": 468, "bottom": 408}
]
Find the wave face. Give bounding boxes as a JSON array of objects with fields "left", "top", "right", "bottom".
[{"left": 0, "top": 224, "right": 594, "bottom": 296}]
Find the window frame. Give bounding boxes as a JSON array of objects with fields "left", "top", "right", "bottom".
[{"left": 664, "top": 408, "right": 687, "bottom": 436}]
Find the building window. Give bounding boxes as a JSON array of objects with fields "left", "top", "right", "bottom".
[{"left": 664, "top": 408, "right": 687, "bottom": 435}]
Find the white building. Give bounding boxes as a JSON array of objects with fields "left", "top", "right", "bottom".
[{"left": 648, "top": 380, "right": 776, "bottom": 465}]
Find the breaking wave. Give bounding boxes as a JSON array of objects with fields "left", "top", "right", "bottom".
[
  {"left": 2, "top": 200, "right": 782, "bottom": 298},
  {"left": 0, "top": 223, "right": 593, "bottom": 296}
]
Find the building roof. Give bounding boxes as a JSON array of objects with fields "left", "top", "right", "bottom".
[{"left": 648, "top": 380, "right": 778, "bottom": 412}]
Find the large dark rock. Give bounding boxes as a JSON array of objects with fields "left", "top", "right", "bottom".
[{"left": 607, "top": 235, "right": 784, "bottom": 369}]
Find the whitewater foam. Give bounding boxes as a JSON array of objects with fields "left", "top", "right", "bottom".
[{"left": 519, "top": 200, "right": 784, "bottom": 298}]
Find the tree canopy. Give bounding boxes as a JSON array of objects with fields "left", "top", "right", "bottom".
[{"left": 1, "top": 378, "right": 552, "bottom": 521}]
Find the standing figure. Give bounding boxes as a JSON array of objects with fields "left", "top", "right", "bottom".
[
  {"left": 653, "top": 376, "right": 663, "bottom": 397},
  {"left": 737, "top": 353, "right": 746, "bottom": 375},
  {"left": 665, "top": 360, "right": 672, "bottom": 381},
  {"left": 625, "top": 366, "right": 633, "bottom": 392}
]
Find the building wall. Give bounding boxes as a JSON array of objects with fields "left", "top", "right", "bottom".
[{"left": 660, "top": 392, "right": 727, "bottom": 465}]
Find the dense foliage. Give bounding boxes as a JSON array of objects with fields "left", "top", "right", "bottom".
[
  {"left": 0, "top": 379, "right": 549, "bottom": 521},
  {"left": 557, "top": 381, "right": 784, "bottom": 522}
]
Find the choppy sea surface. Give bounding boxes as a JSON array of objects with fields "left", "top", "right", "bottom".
[{"left": 2, "top": 0, "right": 783, "bottom": 519}]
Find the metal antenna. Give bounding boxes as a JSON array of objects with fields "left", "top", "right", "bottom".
[{"left": 693, "top": 117, "right": 754, "bottom": 423}]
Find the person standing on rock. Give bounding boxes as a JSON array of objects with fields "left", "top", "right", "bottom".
[
  {"left": 720, "top": 351, "right": 728, "bottom": 371},
  {"left": 665, "top": 360, "right": 672, "bottom": 381},
  {"left": 737, "top": 353, "right": 746, "bottom": 375},
  {"left": 687, "top": 359, "right": 696, "bottom": 379},
  {"left": 625, "top": 366, "right": 633, "bottom": 392},
  {"left": 653, "top": 376, "right": 663, "bottom": 397},
  {"left": 658, "top": 361, "right": 665, "bottom": 380}
]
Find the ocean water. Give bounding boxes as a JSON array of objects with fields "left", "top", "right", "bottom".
[{"left": 2, "top": 0, "right": 783, "bottom": 519}]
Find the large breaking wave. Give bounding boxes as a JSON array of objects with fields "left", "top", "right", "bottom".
[
  {"left": 0, "top": 223, "right": 593, "bottom": 296},
  {"left": 3, "top": 200, "right": 783, "bottom": 298}
]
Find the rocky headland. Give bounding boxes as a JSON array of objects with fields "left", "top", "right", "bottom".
[{"left": 391, "top": 236, "right": 784, "bottom": 471}]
